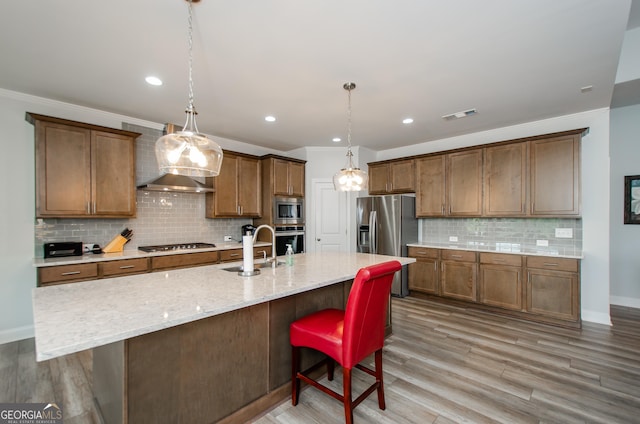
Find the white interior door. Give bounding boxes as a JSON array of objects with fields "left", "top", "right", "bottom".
[{"left": 311, "top": 180, "right": 348, "bottom": 252}]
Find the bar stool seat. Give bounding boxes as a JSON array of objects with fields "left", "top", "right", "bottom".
[{"left": 290, "top": 260, "right": 402, "bottom": 424}]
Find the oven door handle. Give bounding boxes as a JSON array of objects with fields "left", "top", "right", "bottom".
[{"left": 275, "top": 232, "right": 305, "bottom": 236}]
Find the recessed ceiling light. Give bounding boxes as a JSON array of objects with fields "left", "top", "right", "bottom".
[
  {"left": 442, "top": 108, "right": 477, "bottom": 121},
  {"left": 332, "top": 137, "right": 341, "bottom": 142},
  {"left": 265, "top": 116, "right": 276, "bottom": 122},
  {"left": 145, "top": 76, "right": 163, "bottom": 86},
  {"left": 402, "top": 118, "right": 414, "bottom": 124}
]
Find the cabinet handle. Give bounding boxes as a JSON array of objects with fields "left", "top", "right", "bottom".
[
  {"left": 119, "top": 265, "right": 136, "bottom": 269},
  {"left": 441, "top": 204, "right": 445, "bottom": 215},
  {"left": 93, "top": 202, "right": 96, "bottom": 214},
  {"left": 494, "top": 259, "right": 505, "bottom": 262},
  {"left": 543, "top": 262, "right": 559, "bottom": 267},
  {"left": 61, "top": 271, "right": 81, "bottom": 276},
  {"left": 451, "top": 254, "right": 462, "bottom": 259},
  {"left": 434, "top": 262, "right": 437, "bottom": 271},
  {"left": 229, "top": 253, "right": 240, "bottom": 257},
  {"left": 87, "top": 202, "right": 91, "bottom": 214}
]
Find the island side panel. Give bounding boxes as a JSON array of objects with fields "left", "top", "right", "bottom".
[
  {"left": 93, "top": 341, "right": 126, "bottom": 424},
  {"left": 124, "top": 304, "right": 269, "bottom": 424}
]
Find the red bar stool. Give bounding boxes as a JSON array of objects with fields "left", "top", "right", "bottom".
[{"left": 290, "top": 260, "right": 402, "bottom": 424}]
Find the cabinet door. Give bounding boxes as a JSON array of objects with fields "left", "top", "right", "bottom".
[
  {"left": 273, "top": 159, "right": 291, "bottom": 196},
  {"left": 447, "top": 150, "right": 483, "bottom": 216},
  {"left": 484, "top": 143, "right": 526, "bottom": 216},
  {"left": 208, "top": 154, "right": 240, "bottom": 217},
  {"left": 35, "top": 121, "right": 92, "bottom": 217},
  {"left": 416, "top": 155, "right": 446, "bottom": 217},
  {"left": 441, "top": 260, "right": 477, "bottom": 301},
  {"left": 288, "top": 161, "right": 305, "bottom": 197},
  {"left": 92, "top": 131, "right": 136, "bottom": 217},
  {"left": 479, "top": 264, "right": 523, "bottom": 310},
  {"left": 367, "top": 163, "right": 389, "bottom": 194},
  {"left": 526, "top": 268, "right": 579, "bottom": 321},
  {"left": 389, "top": 160, "right": 415, "bottom": 193},
  {"left": 238, "top": 156, "right": 261, "bottom": 216},
  {"left": 408, "top": 257, "right": 439, "bottom": 295},
  {"left": 530, "top": 135, "right": 580, "bottom": 216}
]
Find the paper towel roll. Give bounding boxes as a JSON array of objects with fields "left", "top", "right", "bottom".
[{"left": 242, "top": 235, "right": 254, "bottom": 272}]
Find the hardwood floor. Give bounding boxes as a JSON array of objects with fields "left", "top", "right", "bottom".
[{"left": 1, "top": 297, "right": 639, "bottom": 423}]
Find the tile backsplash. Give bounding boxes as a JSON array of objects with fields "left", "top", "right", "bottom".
[
  {"left": 34, "top": 123, "right": 250, "bottom": 257},
  {"left": 420, "top": 217, "right": 582, "bottom": 256}
]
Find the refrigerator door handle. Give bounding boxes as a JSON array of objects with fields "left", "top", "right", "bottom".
[{"left": 370, "top": 210, "right": 377, "bottom": 254}]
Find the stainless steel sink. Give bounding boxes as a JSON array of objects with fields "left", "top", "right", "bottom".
[{"left": 222, "top": 261, "right": 285, "bottom": 272}]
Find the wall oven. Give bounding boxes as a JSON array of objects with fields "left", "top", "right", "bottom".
[
  {"left": 274, "top": 197, "right": 304, "bottom": 225},
  {"left": 274, "top": 226, "right": 305, "bottom": 256}
]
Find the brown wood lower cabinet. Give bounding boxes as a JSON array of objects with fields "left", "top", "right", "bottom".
[
  {"left": 93, "top": 282, "right": 353, "bottom": 424},
  {"left": 479, "top": 253, "right": 523, "bottom": 311},
  {"left": 407, "top": 247, "right": 439, "bottom": 295},
  {"left": 440, "top": 249, "right": 477, "bottom": 302},
  {"left": 526, "top": 256, "right": 579, "bottom": 321},
  {"left": 408, "top": 248, "right": 580, "bottom": 327}
]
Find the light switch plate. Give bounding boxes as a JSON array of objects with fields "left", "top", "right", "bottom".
[
  {"left": 555, "top": 228, "right": 573, "bottom": 238},
  {"left": 449, "top": 236, "right": 458, "bottom": 242},
  {"left": 536, "top": 239, "right": 549, "bottom": 247}
]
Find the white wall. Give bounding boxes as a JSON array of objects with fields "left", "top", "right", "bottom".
[
  {"left": 375, "top": 109, "right": 612, "bottom": 325},
  {"left": 610, "top": 103, "right": 640, "bottom": 308},
  {"left": 616, "top": 26, "right": 640, "bottom": 83}
]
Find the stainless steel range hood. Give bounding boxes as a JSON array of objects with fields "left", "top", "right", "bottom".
[{"left": 137, "top": 174, "right": 214, "bottom": 193}]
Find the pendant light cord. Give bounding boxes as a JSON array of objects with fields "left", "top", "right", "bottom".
[{"left": 187, "top": 0, "right": 195, "bottom": 113}]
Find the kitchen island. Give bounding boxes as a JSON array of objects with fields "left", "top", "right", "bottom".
[{"left": 32, "top": 252, "right": 414, "bottom": 423}]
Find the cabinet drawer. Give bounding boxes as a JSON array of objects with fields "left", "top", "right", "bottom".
[
  {"left": 441, "top": 249, "right": 476, "bottom": 262},
  {"left": 480, "top": 253, "right": 522, "bottom": 267},
  {"left": 220, "top": 249, "right": 243, "bottom": 262},
  {"left": 39, "top": 263, "right": 98, "bottom": 285},
  {"left": 526, "top": 256, "right": 578, "bottom": 272},
  {"left": 151, "top": 251, "right": 219, "bottom": 270},
  {"left": 408, "top": 246, "right": 438, "bottom": 259},
  {"left": 100, "top": 258, "right": 149, "bottom": 277},
  {"left": 219, "top": 246, "right": 273, "bottom": 262}
]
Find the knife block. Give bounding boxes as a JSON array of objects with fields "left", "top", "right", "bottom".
[{"left": 102, "top": 235, "right": 128, "bottom": 253}]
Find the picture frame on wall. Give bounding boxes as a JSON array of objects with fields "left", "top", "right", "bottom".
[{"left": 624, "top": 175, "right": 640, "bottom": 224}]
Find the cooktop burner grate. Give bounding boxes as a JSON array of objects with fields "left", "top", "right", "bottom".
[{"left": 138, "top": 242, "right": 216, "bottom": 253}]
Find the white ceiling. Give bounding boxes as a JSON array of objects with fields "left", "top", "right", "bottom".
[{"left": 0, "top": 0, "right": 636, "bottom": 152}]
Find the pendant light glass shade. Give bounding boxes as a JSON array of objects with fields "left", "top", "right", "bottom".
[
  {"left": 155, "top": 0, "right": 223, "bottom": 177},
  {"left": 333, "top": 82, "right": 368, "bottom": 191}
]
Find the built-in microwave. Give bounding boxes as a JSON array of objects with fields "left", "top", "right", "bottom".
[{"left": 274, "top": 196, "right": 304, "bottom": 225}]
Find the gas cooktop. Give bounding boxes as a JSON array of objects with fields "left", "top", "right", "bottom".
[{"left": 138, "top": 243, "right": 216, "bottom": 253}]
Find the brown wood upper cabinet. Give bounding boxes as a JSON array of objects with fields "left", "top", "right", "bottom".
[
  {"left": 530, "top": 134, "right": 581, "bottom": 216},
  {"left": 368, "top": 159, "right": 415, "bottom": 194},
  {"left": 28, "top": 113, "right": 139, "bottom": 218},
  {"left": 270, "top": 157, "right": 305, "bottom": 197},
  {"left": 415, "top": 151, "right": 482, "bottom": 217},
  {"left": 483, "top": 142, "right": 527, "bottom": 216},
  {"left": 415, "top": 155, "right": 446, "bottom": 216},
  {"left": 447, "top": 150, "right": 483, "bottom": 216},
  {"left": 206, "top": 152, "right": 261, "bottom": 218}
]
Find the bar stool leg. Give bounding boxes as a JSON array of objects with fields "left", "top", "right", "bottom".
[{"left": 291, "top": 346, "right": 301, "bottom": 405}]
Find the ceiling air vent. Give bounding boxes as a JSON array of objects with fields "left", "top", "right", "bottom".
[{"left": 442, "top": 108, "right": 477, "bottom": 121}]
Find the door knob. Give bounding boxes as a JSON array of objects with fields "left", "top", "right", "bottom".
[{"left": 316, "top": 238, "right": 321, "bottom": 242}]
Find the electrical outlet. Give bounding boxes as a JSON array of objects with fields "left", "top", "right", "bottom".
[
  {"left": 224, "top": 235, "right": 233, "bottom": 242},
  {"left": 536, "top": 239, "right": 549, "bottom": 247},
  {"left": 555, "top": 228, "right": 573, "bottom": 238},
  {"left": 449, "top": 236, "right": 458, "bottom": 242}
]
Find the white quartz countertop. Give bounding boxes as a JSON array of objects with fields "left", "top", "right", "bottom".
[
  {"left": 32, "top": 241, "right": 272, "bottom": 267},
  {"left": 32, "top": 252, "right": 414, "bottom": 361},
  {"left": 407, "top": 241, "right": 582, "bottom": 259}
]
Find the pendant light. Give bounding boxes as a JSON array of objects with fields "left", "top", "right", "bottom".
[
  {"left": 333, "top": 82, "right": 368, "bottom": 191},
  {"left": 155, "top": 0, "right": 223, "bottom": 177}
]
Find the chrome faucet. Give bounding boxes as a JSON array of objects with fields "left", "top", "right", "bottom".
[{"left": 252, "top": 225, "right": 278, "bottom": 268}]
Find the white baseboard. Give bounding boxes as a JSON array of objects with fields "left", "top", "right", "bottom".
[
  {"left": 0, "top": 325, "right": 34, "bottom": 344},
  {"left": 581, "top": 309, "right": 612, "bottom": 326},
  {"left": 610, "top": 295, "right": 640, "bottom": 309}
]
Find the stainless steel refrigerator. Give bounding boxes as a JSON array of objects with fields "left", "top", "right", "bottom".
[{"left": 356, "top": 195, "right": 418, "bottom": 297}]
